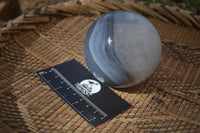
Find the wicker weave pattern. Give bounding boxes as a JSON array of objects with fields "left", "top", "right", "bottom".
[{"left": 0, "top": 0, "right": 200, "bottom": 132}]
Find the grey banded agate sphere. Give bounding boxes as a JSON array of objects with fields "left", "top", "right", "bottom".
[{"left": 84, "top": 11, "right": 162, "bottom": 88}]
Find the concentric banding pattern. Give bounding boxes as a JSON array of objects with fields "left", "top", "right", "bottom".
[{"left": 85, "top": 11, "right": 162, "bottom": 88}]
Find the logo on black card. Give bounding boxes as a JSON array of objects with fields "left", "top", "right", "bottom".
[{"left": 75, "top": 79, "right": 101, "bottom": 96}]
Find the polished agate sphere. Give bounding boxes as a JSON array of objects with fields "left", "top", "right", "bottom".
[{"left": 84, "top": 11, "right": 162, "bottom": 88}]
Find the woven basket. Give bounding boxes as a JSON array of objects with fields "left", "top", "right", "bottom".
[{"left": 0, "top": 0, "right": 200, "bottom": 132}]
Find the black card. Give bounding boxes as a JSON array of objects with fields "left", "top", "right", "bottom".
[{"left": 37, "top": 59, "right": 132, "bottom": 127}]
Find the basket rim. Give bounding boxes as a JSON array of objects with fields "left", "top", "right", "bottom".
[{"left": 0, "top": 0, "right": 200, "bottom": 45}]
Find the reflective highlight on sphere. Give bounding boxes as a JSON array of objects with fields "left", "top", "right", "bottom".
[{"left": 84, "top": 11, "right": 162, "bottom": 88}]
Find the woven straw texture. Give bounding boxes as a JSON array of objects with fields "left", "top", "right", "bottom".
[{"left": 0, "top": 0, "right": 200, "bottom": 132}]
